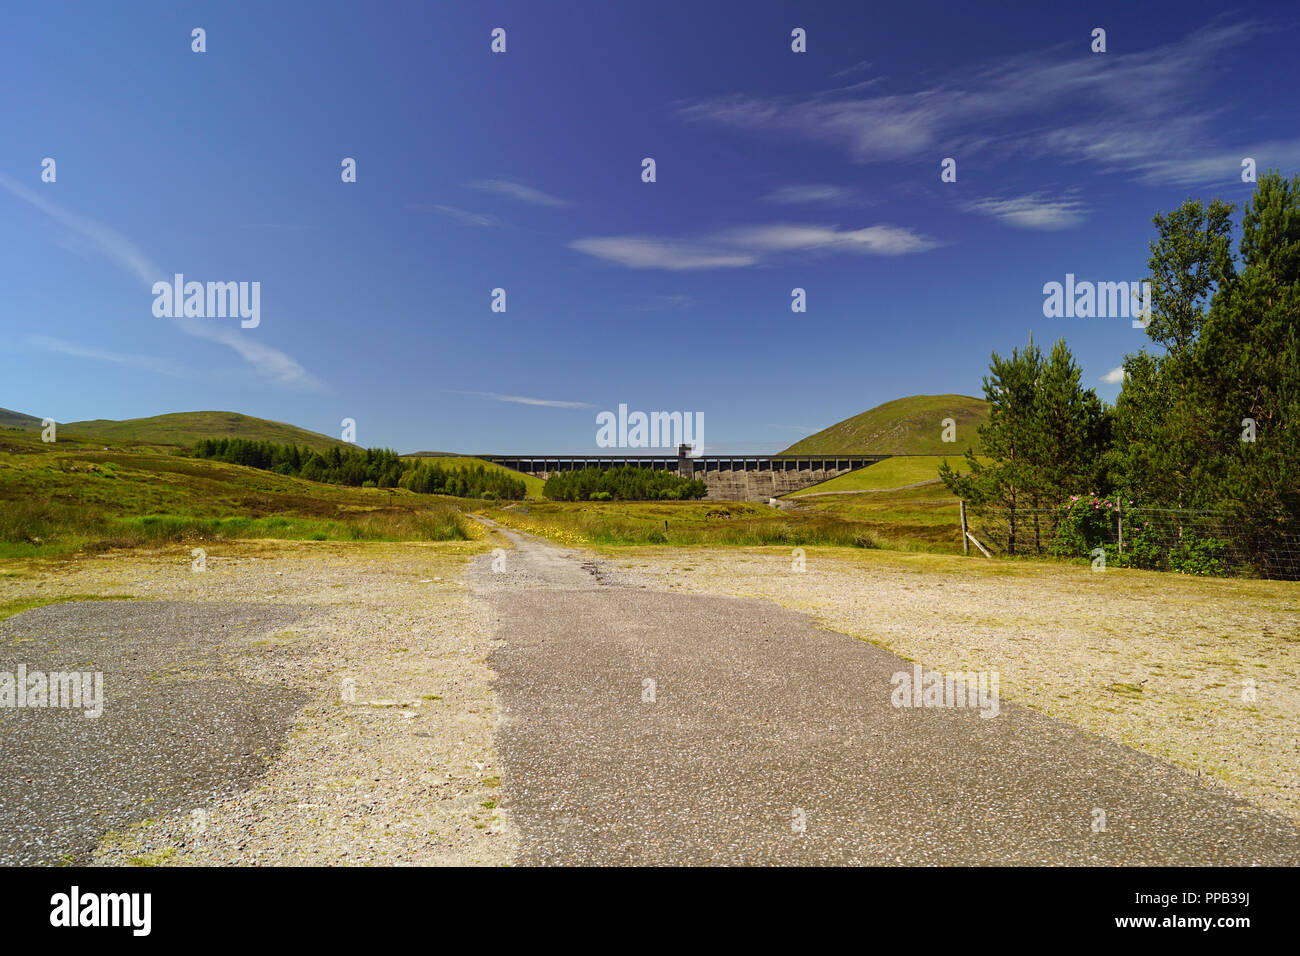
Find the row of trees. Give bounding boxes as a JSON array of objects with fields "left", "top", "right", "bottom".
[
  {"left": 190, "top": 438, "right": 526, "bottom": 499},
  {"left": 941, "top": 172, "right": 1298, "bottom": 576},
  {"left": 543, "top": 465, "right": 708, "bottom": 501},
  {"left": 398, "top": 461, "right": 527, "bottom": 500}
]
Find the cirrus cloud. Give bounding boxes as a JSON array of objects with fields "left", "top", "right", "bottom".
[
  {"left": 466, "top": 179, "right": 571, "bottom": 207},
  {"left": 570, "top": 221, "right": 939, "bottom": 270},
  {"left": 962, "top": 194, "right": 1088, "bottom": 230},
  {"left": 0, "top": 171, "right": 327, "bottom": 391}
]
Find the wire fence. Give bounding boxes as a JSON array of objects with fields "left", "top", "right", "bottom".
[{"left": 965, "top": 504, "right": 1300, "bottom": 580}]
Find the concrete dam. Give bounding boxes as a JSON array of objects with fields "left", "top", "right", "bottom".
[{"left": 478, "top": 450, "right": 886, "bottom": 501}]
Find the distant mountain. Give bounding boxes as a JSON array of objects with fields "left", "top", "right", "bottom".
[
  {"left": 780, "top": 394, "right": 989, "bottom": 455},
  {"left": 0, "top": 408, "right": 44, "bottom": 431},
  {"left": 2, "top": 409, "right": 353, "bottom": 452}
]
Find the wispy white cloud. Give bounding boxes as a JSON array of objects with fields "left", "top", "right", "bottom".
[
  {"left": 413, "top": 203, "right": 505, "bottom": 227},
  {"left": 1124, "top": 139, "right": 1300, "bottom": 187},
  {"left": 570, "top": 221, "right": 939, "bottom": 270},
  {"left": 678, "top": 20, "right": 1295, "bottom": 187},
  {"left": 467, "top": 179, "right": 571, "bottom": 207},
  {"left": 1100, "top": 365, "right": 1126, "bottom": 384},
  {"left": 175, "top": 321, "right": 327, "bottom": 391},
  {"left": 832, "top": 60, "right": 872, "bottom": 78},
  {"left": 447, "top": 389, "right": 594, "bottom": 409},
  {"left": 0, "top": 172, "right": 326, "bottom": 391},
  {"left": 761, "top": 184, "right": 868, "bottom": 206},
  {"left": 678, "top": 88, "right": 958, "bottom": 163},
  {"left": 26, "top": 335, "right": 190, "bottom": 378},
  {"left": 0, "top": 172, "right": 160, "bottom": 284},
  {"left": 962, "top": 193, "right": 1088, "bottom": 230},
  {"left": 569, "top": 237, "right": 757, "bottom": 271},
  {"left": 721, "top": 223, "right": 939, "bottom": 255}
]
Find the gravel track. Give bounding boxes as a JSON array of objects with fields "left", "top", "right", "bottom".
[{"left": 4, "top": 529, "right": 1295, "bottom": 867}]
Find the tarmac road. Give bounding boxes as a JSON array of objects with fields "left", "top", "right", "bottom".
[{"left": 471, "top": 519, "right": 1300, "bottom": 866}]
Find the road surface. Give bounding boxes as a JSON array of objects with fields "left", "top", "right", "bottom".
[{"left": 471, "top": 518, "right": 1300, "bottom": 865}]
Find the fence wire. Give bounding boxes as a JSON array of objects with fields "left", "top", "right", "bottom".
[{"left": 967, "top": 505, "right": 1300, "bottom": 580}]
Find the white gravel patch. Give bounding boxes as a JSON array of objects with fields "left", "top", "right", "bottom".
[{"left": 2, "top": 541, "right": 516, "bottom": 866}]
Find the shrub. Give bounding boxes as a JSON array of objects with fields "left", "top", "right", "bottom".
[
  {"left": 1111, "top": 521, "right": 1165, "bottom": 570},
  {"left": 1049, "top": 494, "right": 1125, "bottom": 558},
  {"left": 1168, "top": 535, "right": 1229, "bottom": 576}
]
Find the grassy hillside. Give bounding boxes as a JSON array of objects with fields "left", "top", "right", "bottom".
[
  {"left": 2, "top": 407, "right": 543, "bottom": 497},
  {"left": 0, "top": 408, "right": 44, "bottom": 430},
  {"left": 52, "top": 410, "right": 354, "bottom": 452},
  {"left": 0, "top": 432, "right": 480, "bottom": 559},
  {"left": 787, "top": 454, "right": 992, "bottom": 497},
  {"left": 780, "top": 394, "right": 989, "bottom": 455}
]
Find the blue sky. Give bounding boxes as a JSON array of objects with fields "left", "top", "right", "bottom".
[{"left": 2, "top": 1, "right": 1297, "bottom": 454}]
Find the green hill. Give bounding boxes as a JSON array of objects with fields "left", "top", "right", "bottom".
[
  {"left": 786, "top": 454, "right": 994, "bottom": 497},
  {"left": 1, "top": 407, "right": 543, "bottom": 495},
  {"left": 780, "top": 394, "right": 989, "bottom": 455},
  {"left": 0, "top": 408, "right": 45, "bottom": 431},
  {"left": 52, "top": 411, "right": 353, "bottom": 453},
  {"left": 0, "top": 431, "right": 485, "bottom": 559}
]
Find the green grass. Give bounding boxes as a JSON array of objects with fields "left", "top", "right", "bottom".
[
  {"left": 0, "top": 432, "right": 474, "bottom": 558},
  {"left": 0, "top": 507, "right": 472, "bottom": 558},
  {"left": 788, "top": 455, "right": 988, "bottom": 496},
  {"left": 487, "top": 500, "right": 882, "bottom": 549},
  {"left": 127, "top": 846, "right": 178, "bottom": 867},
  {"left": 0, "top": 414, "right": 975, "bottom": 562},
  {"left": 115, "top": 511, "right": 472, "bottom": 544},
  {"left": 485, "top": 478, "right": 972, "bottom": 555},
  {"left": 791, "top": 482, "right": 967, "bottom": 552},
  {"left": 780, "top": 394, "right": 988, "bottom": 455}
]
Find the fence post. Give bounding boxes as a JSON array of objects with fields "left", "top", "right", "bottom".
[
  {"left": 960, "top": 500, "right": 969, "bottom": 556},
  {"left": 1117, "top": 499, "right": 1124, "bottom": 554}
]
